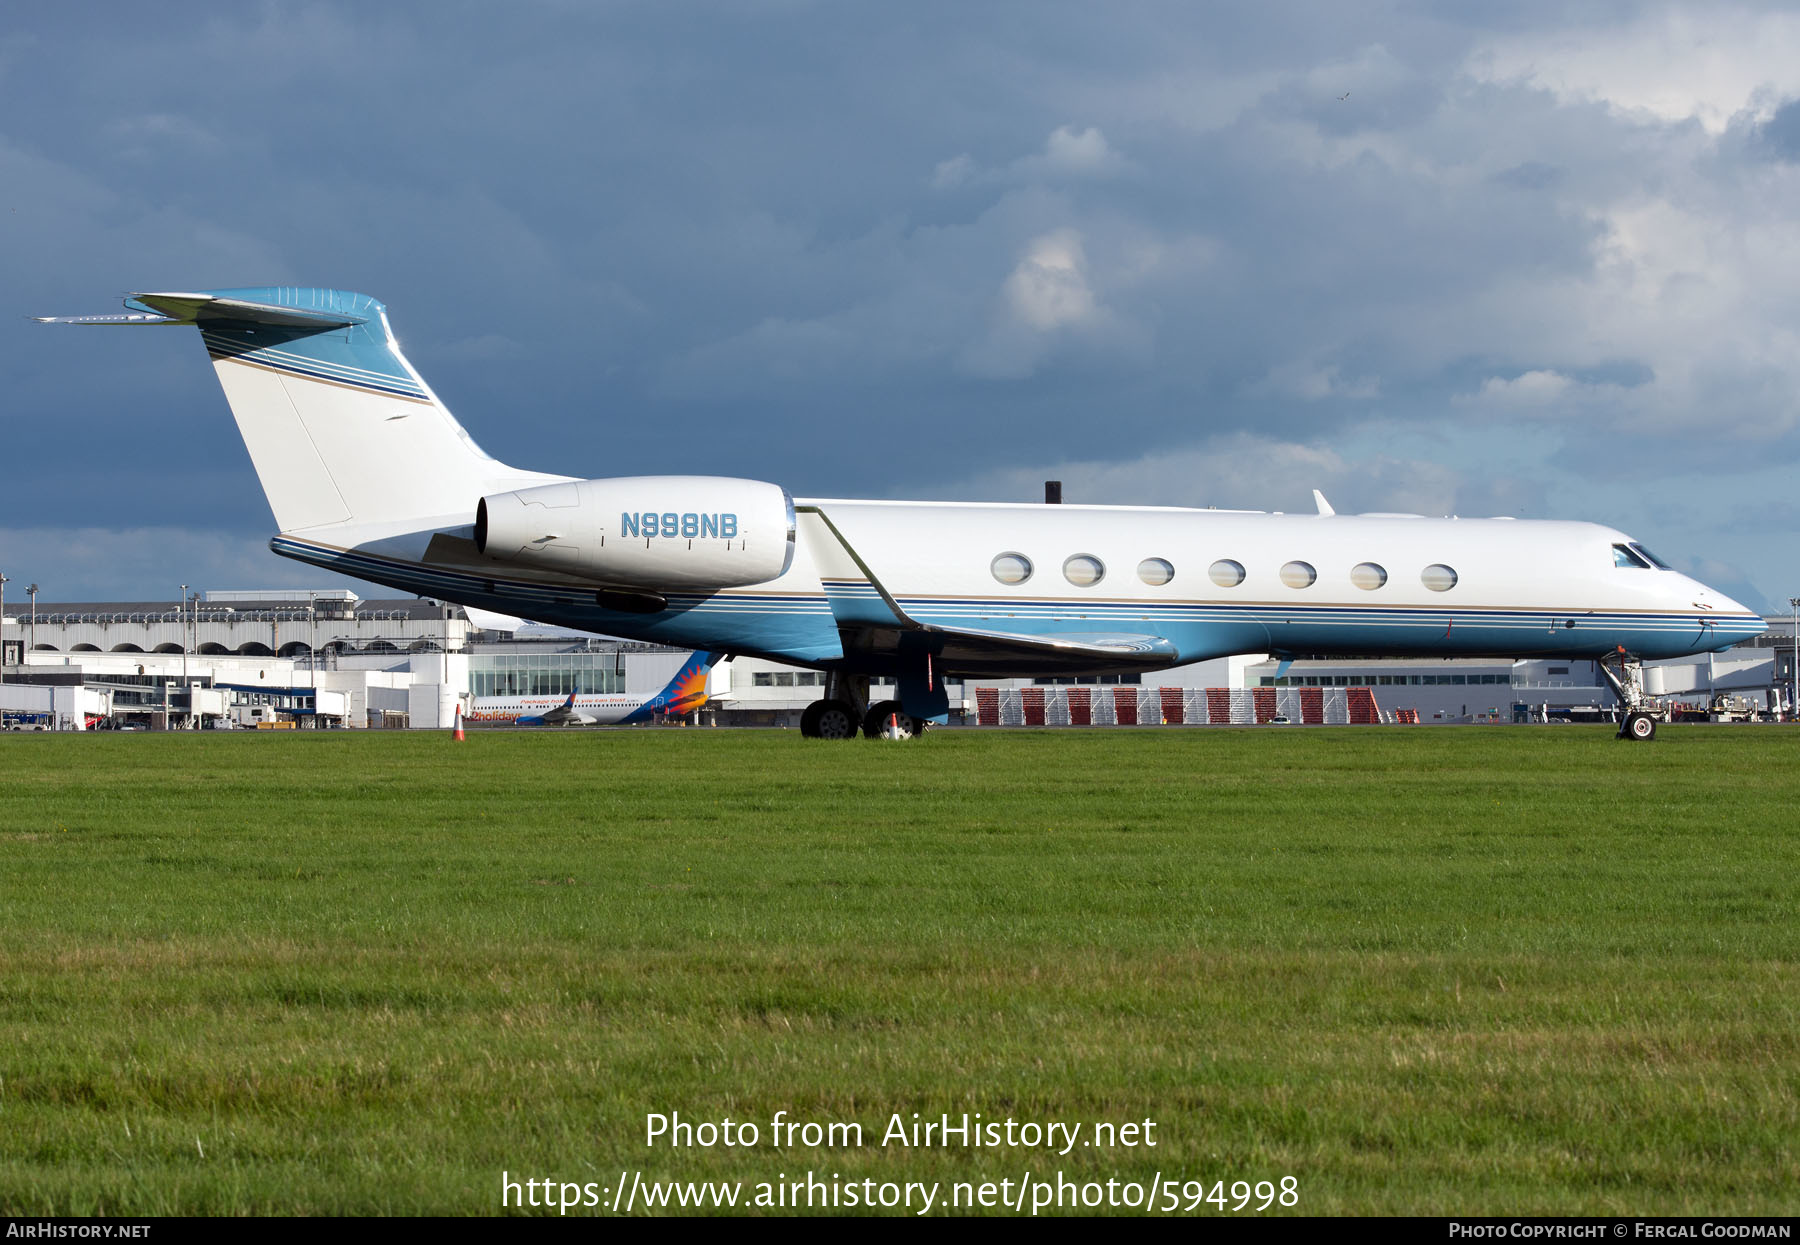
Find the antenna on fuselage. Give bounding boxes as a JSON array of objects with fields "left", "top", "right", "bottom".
[{"left": 1045, "top": 480, "right": 1062, "bottom": 505}]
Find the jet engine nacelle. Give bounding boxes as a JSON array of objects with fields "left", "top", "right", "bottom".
[{"left": 475, "top": 475, "right": 795, "bottom": 592}]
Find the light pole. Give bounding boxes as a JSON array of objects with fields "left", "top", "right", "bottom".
[
  {"left": 27, "top": 584, "right": 37, "bottom": 656},
  {"left": 0, "top": 570, "right": 9, "bottom": 686},
  {"left": 1789, "top": 598, "right": 1799, "bottom": 722},
  {"left": 180, "top": 583, "right": 189, "bottom": 729}
]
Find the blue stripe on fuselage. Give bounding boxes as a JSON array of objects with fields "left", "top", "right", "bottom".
[{"left": 270, "top": 537, "right": 1759, "bottom": 666}]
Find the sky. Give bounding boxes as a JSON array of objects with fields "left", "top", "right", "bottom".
[{"left": 5, "top": 2, "right": 1800, "bottom": 611}]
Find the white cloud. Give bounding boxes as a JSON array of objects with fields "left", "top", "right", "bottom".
[
  {"left": 1451, "top": 370, "right": 1666, "bottom": 432},
  {"left": 1465, "top": 370, "right": 1574, "bottom": 406},
  {"left": 959, "top": 226, "right": 1144, "bottom": 379},
  {"left": 1469, "top": 7, "right": 1800, "bottom": 134},
  {"left": 1432, "top": 182, "right": 1800, "bottom": 443},
  {"left": 931, "top": 124, "right": 1130, "bottom": 191},
  {"left": 1002, "top": 228, "right": 1097, "bottom": 331},
  {"left": 1032, "top": 125, "right": 1127, "bottom": 176}
]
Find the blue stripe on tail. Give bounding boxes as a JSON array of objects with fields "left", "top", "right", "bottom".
[{"left": 158, "top": 287, "right": 431, "bottom": 401}]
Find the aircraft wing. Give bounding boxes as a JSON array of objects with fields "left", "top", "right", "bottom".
[
  {"left": 833, "top": 613, "right": 1180, "bottom": 677},
  {"left": 913, "top": 624, "right": 1178, "bottom": 675}
]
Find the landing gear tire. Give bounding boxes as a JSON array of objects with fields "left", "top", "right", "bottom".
[
  {"left": 1621, "top": 712, "right": 1657, "bottom": 741},
  {"left": 801, "top": 699, "right": 860, "bottom": 740},
  {"left": 864, "top": 700, "right": 921, "bottom": 740}
]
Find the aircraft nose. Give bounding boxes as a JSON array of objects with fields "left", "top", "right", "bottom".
[
  {"left": 1684, "top": 579, "right": 1766, "bottom": 642},
  {"left": 1691, "top": 582, "right": 1750, "bottom": 615}
]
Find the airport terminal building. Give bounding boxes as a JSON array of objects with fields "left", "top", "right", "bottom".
[{"left": 2, "top": 588, "right": 1793, "bottom": 730}]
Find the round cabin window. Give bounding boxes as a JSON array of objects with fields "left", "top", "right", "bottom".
[
  {"left": 1279, "top": 560, "right": 1317, "bottom": 589},
  {"left": 991, "top": 552, "right": 1033, "bottom": 585},
  {"left": 1063, "top": 554, "right": 1105, "bottom": 587},
  {"left": 1421, "top": 564, "right": 1458, "bottom": 592},
  {"left": 1137, "top": 558, "right": 1175, "bottom": 586}
]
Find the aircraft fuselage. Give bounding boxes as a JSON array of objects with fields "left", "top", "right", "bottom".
[{"left": 272, "top": 500, "right": 1762, "bottom": 676}]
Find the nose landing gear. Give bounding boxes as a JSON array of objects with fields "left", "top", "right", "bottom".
[{"left": 1598, "top": 648, "right": 1664, "bottom": 741}]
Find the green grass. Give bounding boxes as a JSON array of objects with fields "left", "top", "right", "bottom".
[{"left": 0, "top": 726, "right": 1796, "bottom": 1215}]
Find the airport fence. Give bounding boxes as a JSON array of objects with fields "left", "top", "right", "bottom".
[{"left": 970, "top": 686, "right": 1383, "bottom": 727}]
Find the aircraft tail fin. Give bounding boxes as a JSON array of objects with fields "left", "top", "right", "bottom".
[
  {"left": 40, "top": 288, "right": 565, "bottom": 533},
  {"left": 660, "top": 651, "right": 718, "bottom": 714},
  {"left": 623, "top": 650, "right": 718, "bottom": 723}
]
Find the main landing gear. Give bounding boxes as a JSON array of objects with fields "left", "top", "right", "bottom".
[
  {"left": 1597, "top": 648, "right": 1663, "bottom": 742},
  {"left": 864, "top": 701, "right": 922, "bottom": 740},
  {"left": 799, "top": 673, "right": 927, "bottom": 740},
  {"left": 799, "top": 699, "right": 860, "bottom": 740}
]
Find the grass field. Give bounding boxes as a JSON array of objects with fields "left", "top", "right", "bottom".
[{"left": 0, "top": 726, "right": 1796, "bottom": 1216}]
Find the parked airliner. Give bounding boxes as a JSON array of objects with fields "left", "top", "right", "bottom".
[
  {"left": 469, "top": 651, "right": 719, "bottom": 726},
  {"left": 41, "top": 288, "right": 1766, "bottom": 740}
]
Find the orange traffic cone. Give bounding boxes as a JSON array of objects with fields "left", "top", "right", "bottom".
[{"left": 453, "top": 705, "right": 465, "bottom": 742}]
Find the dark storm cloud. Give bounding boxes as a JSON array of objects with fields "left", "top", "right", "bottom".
[{"left": 3, "top": 2, "right": 1799, "bottom": 602}]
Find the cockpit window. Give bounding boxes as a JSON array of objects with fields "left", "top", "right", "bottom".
[
  {"left": 1629, "top": 542, "right": 1672, "bottom": 569},
  {"left": 1613, "top": 544, "right": 1652, "bottom": 569}
]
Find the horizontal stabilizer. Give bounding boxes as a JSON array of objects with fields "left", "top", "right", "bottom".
[
  {"left": 38, "top": 291, "right": 368, "bottom": 329},
  {"left": 34, "top": 310, "right": 187, "bottom": 326}
]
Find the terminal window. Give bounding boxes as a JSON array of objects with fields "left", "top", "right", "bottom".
[{"left": 469, "top": 654, "right": 627, "bottom": 697}]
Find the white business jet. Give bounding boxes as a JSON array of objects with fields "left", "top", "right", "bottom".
[{"left": 40, "top": 288, "right": 1764, "bottom": 741}]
